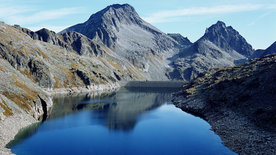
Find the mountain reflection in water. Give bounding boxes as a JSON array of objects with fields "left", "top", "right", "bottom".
[
  {"left": 8, "top": 86, "right": 235, "bottom": 155},
  {"left": 50, "top": 88, "right": 175, "bottom": 131}
]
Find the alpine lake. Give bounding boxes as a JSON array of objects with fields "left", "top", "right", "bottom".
[{"left": 7, "top": 82, "right": 235, "bottom": 155}]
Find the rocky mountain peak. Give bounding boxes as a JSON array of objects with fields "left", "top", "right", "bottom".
[
  {"left": 202, "top": 21, "right": 254, "bottom": 57},
  {"left": 88, "top": 3, "right": 140, "bottom": 26},
  {"left": 60, "top": 4, "right": 164, "bottom": 48},
  {"left": 61, "top": 4, "right": 179, "bottom": 80},
  {"left": 169, "top": 21, "right": 255, "bottom": 81},
  {"left": 204, "top": 21, "right": 227, "bottom": 35},
  {"left": 103, "top": 4, "right": 136, "bottom": 15}
]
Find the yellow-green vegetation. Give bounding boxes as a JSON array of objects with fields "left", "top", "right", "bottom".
[
  {"left": 71, "top": 64, "right": 81, "bottom": 70},
  {"left": 126, "top": 66, "right": 145, "bottom": 80},
  {"left": 4, "top": 75, "right": 40, "bottom": 112},
  {"left": 106, "top": 58, "right": 122, "bottom": 71},
  {"left": 13, "top": 81, "right": 39, "bottom": 101},
  {"left": 3, "top": 91, "right": 31, "bottom": 111},
  {"left": 0, "top": 98, "right": 13, "bottom": 116},
  {"left": 37, "top": 48, "right": 49, "bottom": 59},
  {"left": 0, "top": 66, "right": 6, "bottom": 72},
  {"left": 184, "top": 87, "right": 197, "bottom": 96},
  {"left": 19, "top": 69, "right": 35, "bottom": 83},
  {"left": 65, "top": 68, "right": 79, "bottom": 87},
  {"left": 53, "top": 76, "right": 62, "bottom": 88}
]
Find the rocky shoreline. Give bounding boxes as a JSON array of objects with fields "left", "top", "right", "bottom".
[
  {"left": 173, "top": 96, "right": 276, "bottom": 155},
  {"left": 172, "top": 55, "right": 276, "bottom": 154},
  {"left": 0, "top": 82, "right": 120, "bottom": 155},
  {"left": 45, "top": 82, "right": 120, "bottom": 95},
  {"left": 0, "top": 114, "right": 37, "bottom": 155}
]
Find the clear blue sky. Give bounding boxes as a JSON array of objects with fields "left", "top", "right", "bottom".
[{"left": 0, "top": 0, "right": 275, "bottom": 49}]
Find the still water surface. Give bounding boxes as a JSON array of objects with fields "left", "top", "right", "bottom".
[{"left": 8, "top": 87, "right": 235, "bottom": 155}]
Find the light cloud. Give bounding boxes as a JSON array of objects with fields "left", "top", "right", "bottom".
[
  {"left": 0, "top": 5, "right": 34, "bottom": 18},
  {"left": 0, "top": 0, "right": 84, "bottom": 28},
  {"left": 267, "top": 4, "right": 276, "bottom": 9},
  {"left": 6, "top": 7, "right": 83, "bottom": 25},
  {"left": 0, "top": 0, "right": 84, "bottom": 32},
  {"left": 143, "top": 4, "right": 264, "bottom": 23},
  {"left": 248, "top": 11, "right": 274, "bottom": 26}
]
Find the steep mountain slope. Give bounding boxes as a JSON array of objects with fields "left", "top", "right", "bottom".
[
  {"left": 169, "top": 21, "right": 254, "bottom": 81},
  {"left": 0, "top": 21, "right": 157, "bottom": 153},
  {"left": 61, "top": 4, "right": 180, "bottom": 80},
  {"left": 1, "top": 23, "right": 143, "bottom": 90},
  {"left": 173, "top": 54, "right": 276, "bottom": 154},
  {"left": 252, "top": 41, "right": 276, "bottom": 58}
]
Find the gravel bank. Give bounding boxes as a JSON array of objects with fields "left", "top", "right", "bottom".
[
  {"left": 0, "top": 114, "right": 36, "bottom": 155},
  {"left": 173, "top": 95, "right": 276, "bottom": 155}
]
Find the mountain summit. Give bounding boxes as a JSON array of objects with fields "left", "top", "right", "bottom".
[
  {"left": 62, "top": 4, "right": 180, "bottom": 80},
  {"left": 202, "top": 21, "right": 254, "bottom": 57},
  {"left": 169, "top": 21, "right": 255, "bottom": 81},
  {"left": 61, "top": 4, "right": 168, "bottom": 48}
]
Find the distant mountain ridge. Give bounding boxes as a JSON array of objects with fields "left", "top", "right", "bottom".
[
  {"left": 169, "top": 21, "right": 256, "bottom": 81},
  {"left": 13, "top": 25, "right": 106, "bottom": 56},
  {"left": 14, "top": 4, "right": 276, "bottom": 82},
  {"left": 252, "top": 41, "right": 276, "bottom": 58}
]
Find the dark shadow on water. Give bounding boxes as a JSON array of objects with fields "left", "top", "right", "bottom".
[{"left": 6, "top": 122, "right": 42, "bottom": 148}]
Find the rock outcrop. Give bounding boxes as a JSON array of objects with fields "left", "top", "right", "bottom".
[
  {"left": 173, "top": 54, "right": 276, "bottom": 154},
  {"left": 167, "top": 33, "right": 192, "bottom": 47},
  {"left": 13, "top": 25, "right": 106, "bottom": 56}
]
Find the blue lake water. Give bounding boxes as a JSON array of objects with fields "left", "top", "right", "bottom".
[{"left": 8, "top": 87, "right": 235, "bottom": 155}]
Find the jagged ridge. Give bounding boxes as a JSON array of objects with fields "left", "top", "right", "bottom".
[{"left": 169, "top": 21, "right": 255, "bottom": 81}]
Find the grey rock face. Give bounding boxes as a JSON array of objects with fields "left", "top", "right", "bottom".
[
  {"left": 13, "top": 25, "right": 67, "bottom": 48},
  {"left": 0, "top": 42, "right": 34, "bottom": 70},
  {"left": 61, "top": 32, "right": 105, "bottom": 56},
  {"left": 61, "top": 4, "right": 167, "bottom": 48},
  {"left": 28, "top": 59, "right": 54, "bottom": 88},
  {"left": 14, "top": 25, "right": 106, "bottom": 57},
  {"left": 35, "top": 28, "right": 61, "bottom": 45},
  {"left": 169, "top": 21, "right": 253, "bottom": 81},
  {"left": 74, "top": 69, "right": 94, "bottom": 86},
  {"left": 167, "top": 33, "right": 192, "bottom": 47},
  {"left": 202, "top": 21, "right": 254, "bottom": 57}
]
